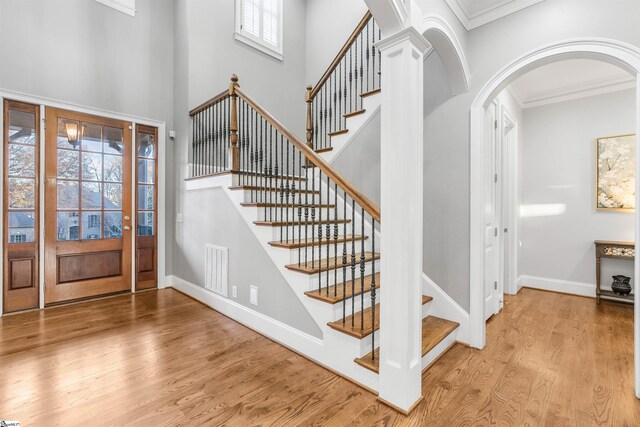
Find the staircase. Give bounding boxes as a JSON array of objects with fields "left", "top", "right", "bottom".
[{"left": 186, "top": 10, "right": 461, "bottom": 399}]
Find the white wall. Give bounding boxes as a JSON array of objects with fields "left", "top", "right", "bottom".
[
  {"left": 416, "top": 0, "right": 640, "bottom": 311},
  {"left": 305, "top": 0, "right": 368, "bottom": 86},
  {"left": 520, "top": 89, "right": 636, "bottom": 290}
]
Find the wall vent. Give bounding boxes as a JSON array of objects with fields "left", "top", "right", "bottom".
[{"left": 204, "top": 244, "right": 229, "bottom": 297}]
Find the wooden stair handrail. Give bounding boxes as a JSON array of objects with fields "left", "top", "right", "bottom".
[
  {"left": 234, "top": 84, "right": 381, "bottom": 222},
  {"left": 189, "top": 89, "right": 229, "bottom": 116},
  {"left": 309, "top": 11, "right": 372, "bottom": 100}
]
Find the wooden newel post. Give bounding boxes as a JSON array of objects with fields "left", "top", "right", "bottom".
[
  {"left": 229, "top": 74, "right": 240, "bottom": 172},
  {"left": 305, "top": 85, "right": 313, "bottom": 151}
]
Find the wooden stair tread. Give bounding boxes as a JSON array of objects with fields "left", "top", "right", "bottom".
[
  {"left": 354, "top": 315, "right": 459, "bottom": 373},
  {"left": 360, "top": 88, "right": 381, "bottom": 98},
  {"left": 328, "top": 295, "right": 434, "bottom": 339},
  {"left": 270, "top": 235, "right": 367, "bottom": 249},
  {"left": 240, "top": 202, "right": 335, "bottom": 208},
  {"left": 315, "top": 147, "right": 333, "bottom": 153},
  {"left": 344, "top": 109, "right": 366, "bottom": 118},
  {"left": 285, "top": 252, "right": 379, "bottom": 274},
  {"left": 229, "top": 185, "right": 319, "bottom": 194},
  {"left": 328, "top": 304, "right": 379, "bottom": 339},
  {"left": 305, "top": 273, "right": 379, "bottom": 304},
  {"left": 328, "top": 129, "right": 349, "bottom": 137},
  {"left": 255, "top": 219, "right": 350, "bottom": 227}
]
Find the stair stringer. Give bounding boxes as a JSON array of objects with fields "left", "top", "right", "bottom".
[
  {"left": 316, "top": 92, "right": 381, "bottom": 165},
  {"left": 422, "top": 273, "right": 470, "bottom": 344},
  {"left": 185, "top": 173, "right": 380, "bottom": 391}
]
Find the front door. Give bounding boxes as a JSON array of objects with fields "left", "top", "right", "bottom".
[{"left": 44, "top": 107, "right": 133, "bottom": 304}]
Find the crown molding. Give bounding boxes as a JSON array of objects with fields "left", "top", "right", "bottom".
[
  {"left": 510, "top": 73, "right": 636, "bottom": 109},
  {"left": 444, "top": 0, "right": 544, "bottom": 31}
]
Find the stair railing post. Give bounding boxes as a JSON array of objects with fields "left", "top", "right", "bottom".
[
  {"left": 305, "top": 85, "right": 314, "bottom": 155},
  {"left": 229, "top": 74, "right": 240, "bottom": 172}
]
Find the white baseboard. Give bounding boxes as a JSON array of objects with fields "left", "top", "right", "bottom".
[
  {"left": 166, "top": 275, "right": 324, "bottom": 351},
  {"left": 517, "top": 274, "right": 596, "bottom": 298},
  {"left": 422, "top": 273, "right": 470, "bottom": 344}
]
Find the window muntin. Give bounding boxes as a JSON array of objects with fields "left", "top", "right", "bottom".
[{"left": 235, "top": 0, "right": 283, "bottom": 60}]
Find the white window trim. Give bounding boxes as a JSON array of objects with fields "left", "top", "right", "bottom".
[
  {"left": 234, "top": 0, "right": 284, "bottom": 61},
  {"left": 95, "top": 0, "right": 136, "bottom": 17}
]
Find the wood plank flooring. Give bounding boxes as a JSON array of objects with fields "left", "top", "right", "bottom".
[{"left": 0, "top": 287, "right": 638, "bottom": 426}]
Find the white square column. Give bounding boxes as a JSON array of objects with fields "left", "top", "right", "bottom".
[{"left": 376, "top": 27, "right": 431, "bottom": 412}]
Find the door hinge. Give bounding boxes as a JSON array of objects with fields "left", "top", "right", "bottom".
[
  {"left": 494, "top": 173, "right": 498, "bottom": 183},
  {"left": 494, "top": 227, "right": 498, "bottom": 237},
  {"left": 494, "top": 120, "right": 498, "bottom": 129},
  {"left": 504, "top": 227, "right": 508, "bottom": 233},
  {"left": 494, "top": 281, "right": 498, "bottom": 290},
  {"left": 42, "top": 118, "right": 46, "bottom": 129}
]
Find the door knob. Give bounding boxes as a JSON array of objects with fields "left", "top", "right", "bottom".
[
  {"left": 123, "top": 225, "right": 131, "bottom": 230},
  {"left": 124, "top": 216, "right": 130, "bottom": 221}
]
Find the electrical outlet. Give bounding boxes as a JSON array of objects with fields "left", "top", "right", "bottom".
[
  {"left": 250, "top": 285, "right": 258, "bottom": 306},
  {"left": 232, "top": 286, "right": 237, "bottom": 298}
]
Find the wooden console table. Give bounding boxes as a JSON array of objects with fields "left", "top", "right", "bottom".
[{"left": 595, "top": 240, "right": 635, "bottom": 304}]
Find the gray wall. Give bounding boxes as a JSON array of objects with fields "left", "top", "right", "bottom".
[
  {"left": 520, "top": 89, "right": 636, "bottom": 288},
  {"left": 171, "top": 0, "right": 320, "bottom": 336},
  {"left": 177, "top": 188, "right": 322, "bottom": 337},
  {"left": 305, "top": 0, "right": 368, "bottom": 85},
  {"left": 330, "top": 111, "right": 381, "bottom": 206}
]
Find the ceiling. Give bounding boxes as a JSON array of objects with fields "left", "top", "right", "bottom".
[
  {"left": 445, "top": 0, "right": 545, "bottom": 30},
  {"left": 508, "top": 59, "right": 635, "bottom": 109}
]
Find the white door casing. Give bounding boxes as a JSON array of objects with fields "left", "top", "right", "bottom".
[{"left": 483, "top": 101, "right": 501, "bottom": 320}]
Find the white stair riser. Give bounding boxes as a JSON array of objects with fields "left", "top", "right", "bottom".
[{"left": 421, "top": 327, "right": 459, "bottom": 371}]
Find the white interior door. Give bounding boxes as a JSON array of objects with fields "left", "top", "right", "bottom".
[
  {"left": 501, "top": 111, "right": 517, "bottom": 296},
  {"left": 484, "top": 101, "right": 501, "bottom": 320}
]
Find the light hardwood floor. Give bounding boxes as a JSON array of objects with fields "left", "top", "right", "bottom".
[{"left": 0, "top": 287, "right": 638, "bottom": 426}]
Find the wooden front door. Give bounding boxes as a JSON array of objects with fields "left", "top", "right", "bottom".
[
  {"left": 44, "top": 107, "right": 133, "bottom": 304},
  {"left": 2, "top": 100, "right": 40, "bottom": 313}
]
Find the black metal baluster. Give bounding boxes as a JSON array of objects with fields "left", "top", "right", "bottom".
[
  {"left": 360, "top": 206, "right": 366, "bottom": 331},
  {"left": 371, "top": 217, "right": 376, "bottom": 361},
  {"left": 366, "top": 22, "right": 370, "bottom": 93},
  {"left": 342, "top": 190, "right": 347, "bottom": 323},
  {"left": 268, "top": 123, "right": 273, "bottom": 223},
  {"left": 325, "top": 180, "right": 331, "bottom": 296},
  {"left": 291, "top": 144, "right": 297, "bottom": 245},
  {"left": 360, "top": 32, "right": 364, "bottom": 109},
  {"left": 280, "top": 134, "right": 285, "bottom": 241},
  {"left": 285, "top": 139, "right": 291, "bottom": 243},
  {"left": 318, "top": 170, "right": 323, "bottom": 293},
  {"left": 297, "top": 150, "right": 302, "bottom": 263},
  {"left": 351, "top": 198, "right": 356, "bottom": 326},
  {"left": 333, "top": 182, "right": 338, "bottom": 298},
  {"left": 304, "top": 159, "right": 309, "bottom": 267},
  {"left": 354, "top": 37, "right": 358, "bottom": 112},
  {"left": 311, "top": 167, "right": 316, "bottom": 270}
]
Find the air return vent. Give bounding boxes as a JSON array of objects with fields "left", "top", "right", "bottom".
[{"left": 204, "top": 244, "right": 229, "bottom": 297}]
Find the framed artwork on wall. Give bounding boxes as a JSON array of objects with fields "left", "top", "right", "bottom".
[{"left": 596, "top": 134, "right": 637, "bottom": 211}]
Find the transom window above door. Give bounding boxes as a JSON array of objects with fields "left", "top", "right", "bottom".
[
  {"left": 56, "top": 119, "right": 124, "bottom": 241},
  {"left": 235, "top": 0, "right": 283, "bottom": 60}
]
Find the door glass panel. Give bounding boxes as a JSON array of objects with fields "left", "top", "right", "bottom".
[
  {"left": 138, "top": 185, "right": 154, "bottom": 210},
  {"left": 104, "top": 127, "right": 124, "bottom": 155},
  {"left": 104, "top": 183, "right": 122, "bottom": 209},
  {"left": 57, "top": 149, "right": 80, "bottom": 179},
  {"left": 138, "top": 212, "right": 154, "bottom": 236},
  {"left": 103, "top": 155, "right": 123, "bottom": 182},
  {"left": 8, "top": 211, "right": 35, "bottom": 243},
  {"left": 57, "top": 212, "right": 80, "bottom": 241},
  {"left": 138, "top": 159, "right": 154, "bottom": 184},
  {"left": 137, "top": 133, "right": 155, "bottom": 158},
  {"left": 81, "top": 122, "right": 103, "bottom": 152},
  {"left": 104, "top": 212, "right": 123, "bottom": 239},
  {"left": 81, "top": 152, "right": 103, "bottom": 181},
  {"left": 9, "top": 145, "right": 36, "bottom": 177},
  {"left": 82, "top": 212, "right": 102, "bottom": 240},
  {"left": 57, "top": 119, "right": 80, "bottom": 149},
  {"left": 8, "top": 110, "right": 36, "bottom": 144},
  {"left": 82, "top": 182, "right": 102, "bottom": 209},
  {"left": 57, "top": 181, "right": 79, "bottom": 209},
  {"left": 56, "top": 118, "right": 126, "bottom": 242},
  {"left": 9, "top": 178, "right": 35, "bottom": 209}
]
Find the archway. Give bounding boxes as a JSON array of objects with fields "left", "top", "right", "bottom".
[{"left": 469, "top": 38, "right": 640, "bottom": 398}]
